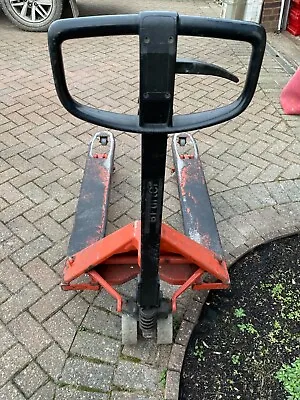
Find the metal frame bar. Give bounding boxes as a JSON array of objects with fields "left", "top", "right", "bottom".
[
  {"left": 137, "top": 12, "right": 178, "bottom": 309},
  {"left": 63, "top": 222, "right": 229, "bottom": 311}
]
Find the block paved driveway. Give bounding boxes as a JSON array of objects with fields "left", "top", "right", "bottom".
[{"left": 0, "top": 0, "right": 299, "bottom": 399}]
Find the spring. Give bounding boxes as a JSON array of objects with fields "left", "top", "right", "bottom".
[{"left": 139, "top": 308, "right": 156, "bottom": 332}]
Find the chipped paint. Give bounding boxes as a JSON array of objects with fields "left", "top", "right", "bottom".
[
  {"left": 172, "top": 133, "right": 224, "bottom": 258},
  {"left": 67, "top": 134, "right": 115, "bottom": 256}
]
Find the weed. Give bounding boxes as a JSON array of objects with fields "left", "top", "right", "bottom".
[
  {"left": 275, "top": 358, "right": 300, "bottom": 399},
  {"left": 272, "top": 283, "right": 284, "bottom": 299},
  {"left": 231, "top": 354, "right": 241, "bottom": 365},
  {"left": 237, "top": 323, "right": 258, "bottom": 335},
  {"left": 287, "top": 309, "right": 300, "bottom": 322},
  {"left": 258, "top": 346, "right": 269, "bottom": 357},
  {"left": 268, "top": 331, "right": 278, "bottom": 344},
  {"left": 274, "top": 320, "right": 281, "bottom": 331},
  {"left": 267, "top": 281, "right": 300, "bottom": 324},
  {"left": 160, "top": 368, "right": 167, "bottom": 388},
  {"left": 194, "top": 340, "right": 205, "bottom": 361},
  {"left": 234, "top": 308, "right": 246, "bottom": 318}
]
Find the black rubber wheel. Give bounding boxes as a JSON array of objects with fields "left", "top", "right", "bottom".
[{"left": 0, "top": 0, "right": 63, "bottom": 32}]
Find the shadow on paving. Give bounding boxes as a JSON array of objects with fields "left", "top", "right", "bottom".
[{"left": 180, "top": 234, "right": 300, "bottom": 400}]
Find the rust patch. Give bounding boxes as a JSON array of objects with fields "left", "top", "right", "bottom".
[
  {"left": 180, "top": 154, "right": 194, "bottom": 160},
  {"left": 180, "top": 165, "right": 188, "bottom": 196},
  {"left": 93, "top": 153, "right": 108, "bottom": 159},
  {"left": 199, "top": 232, "right": 212, "bottom": 249}
]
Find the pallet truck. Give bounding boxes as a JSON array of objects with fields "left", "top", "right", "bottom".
[{"left": 48, "top": 12, "right": 266, "bottom": 344}]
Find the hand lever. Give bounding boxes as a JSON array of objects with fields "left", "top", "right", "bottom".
[
  {"left": 48, "top": 13, "right": 265, "bottom": 133},
  {"left": 176, "top": 59, "right": 239, "bottom": 83}
]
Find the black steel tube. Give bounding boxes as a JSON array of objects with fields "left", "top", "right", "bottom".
[{"left": 137, "top": 133, "right": 168, "bottom": 308}]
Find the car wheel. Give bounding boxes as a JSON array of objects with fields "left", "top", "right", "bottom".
[{"left": 0, "top": 0, "right": 63, "bottom": 31}]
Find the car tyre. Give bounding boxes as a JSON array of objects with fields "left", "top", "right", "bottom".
[{"left": 0, "top": 0, "right": 63, "bottom": 31}]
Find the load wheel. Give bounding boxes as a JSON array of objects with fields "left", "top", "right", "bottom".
[
  {"left": 121, "top": 314, "right": 138, "bottom": 345},
  {"left": 157, "top": 314, "right": 173, "bottom": 345}
]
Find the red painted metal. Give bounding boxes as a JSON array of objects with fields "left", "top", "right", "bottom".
[
  {"left": 95, "top": 264, "right": 140, "bottom": 285},
  {"left": 192, "top": 282, "right": 229, "bottom": 290},
  {"left": 64, "top": 223, "right": 136, "bottom": 283},
  {"left": 103, "top": 254, "right": 188, "bottom": 265},
  {"left": 88, "top": 270, "right": 123, "bottom": 312},
  {"left": 171, "top": 268, "right": 204, "bottom": 311},
  {"left": 159, "top": 263, "right": 201, "bottom": 285},
  {"left": 160, "top": 224, "right": 229, "bottom": 284},
  {"left": 61, "top": 283, "right": 101, "bottom": 291},
  {"left": 63, "top": 221, "right": 229, "bottom": 312}
]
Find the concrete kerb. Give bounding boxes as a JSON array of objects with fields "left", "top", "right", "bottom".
[{"left": 164, "top": 221, "right": 300, "bottom": 400}]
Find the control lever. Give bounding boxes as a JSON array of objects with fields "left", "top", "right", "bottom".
[{"left": 176, "top": 59, "right": 239, "bottom": 83}]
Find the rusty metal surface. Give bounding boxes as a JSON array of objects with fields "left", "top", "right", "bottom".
[
  {"left": 172, "top": 133, "right": 224, "bottom": 258},
  {"left": 67, "top": 132, "right": 115, "bottom": 256}
]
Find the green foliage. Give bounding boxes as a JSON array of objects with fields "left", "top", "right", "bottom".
[
  {"left": 231, "top": 354, "right": 241, "bottom": 365},
  {"left": 274, "top": 320, "right": 281, "bottom": 330},
  {"left": 160, "top": 368, "right": 167, "bottom": 388},
  {"left": 286, "top": 309, "right": 300, "bottom": 322},
  {"left": 234, "top": 308, "right": 246, "bottom": 318},
  {"left": 237, "top": 323, "right": 258, "bottom": 335},
  {"left": 267, "top": 281, "right": 300, "bottom": 323},
  {"left": 272, "top": 283, "right": 284, "bottom": 299},
  {"left": 194, "top": 340, "right": 205, "bottom": 361},
  {"left": 275, "top": 358, "right": 300, "bottom": 400}
]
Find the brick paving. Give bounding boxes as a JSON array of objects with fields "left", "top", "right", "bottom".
[{"left": 0, "top": 0, "right": 300, "bottom": 399}]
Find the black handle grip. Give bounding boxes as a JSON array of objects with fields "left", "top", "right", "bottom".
[{"left": 48, "top": 13, "right": 266, "bottom": 134}]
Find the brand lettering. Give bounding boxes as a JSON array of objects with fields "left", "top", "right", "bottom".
[{"left": 148, "top": 182, "right": 159, "bottom": 223}]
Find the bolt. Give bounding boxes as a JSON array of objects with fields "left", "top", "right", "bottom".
[
  {"left": 168, "top": 36, "right": 174, "bottom": 44},
  {"left": 143, "top": 92, "right": 149, "bottom": 99},
  {"left": 144, "top": 36, "right": 150, "bottom": 44},
  {"left": 165, "top": 93, "right": 171, "bottom": 99},
  {"left": 67, "top": 256, "right": 75, "bottom": 265},
  {"left": 61, "top": 283, "right": 69, "bottom": 291}
]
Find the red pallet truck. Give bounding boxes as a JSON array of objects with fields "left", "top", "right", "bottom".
[{"left": 48, "top": 12, "right": 266, "bottom": 344}]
